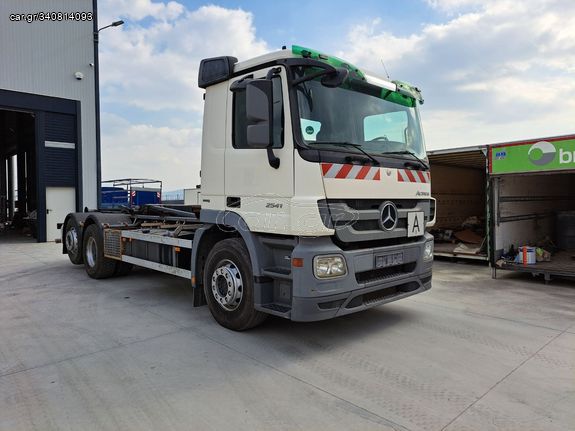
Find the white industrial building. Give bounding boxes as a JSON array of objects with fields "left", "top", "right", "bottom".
[{"left": 0, "top": 0, "right": 100, "bottom": 242}]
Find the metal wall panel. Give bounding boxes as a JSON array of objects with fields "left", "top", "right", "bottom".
[{"left": 0, "top": 0, "right": 97, "bottom": 208}]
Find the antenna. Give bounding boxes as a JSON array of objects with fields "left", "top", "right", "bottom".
[{"left": 380, "top": 59, "right": 391, "bottom": 79}]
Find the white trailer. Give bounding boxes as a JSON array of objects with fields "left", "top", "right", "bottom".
[{"left": 60, "top": 46, "right": 436, "bottom": 330}]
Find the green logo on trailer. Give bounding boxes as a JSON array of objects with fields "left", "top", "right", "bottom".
[
  {"left": 491, "top": 137, "right": 575, "bottom": 174},
  {"left": 528, "top": 141, "right": 556, "bottom": 166}
]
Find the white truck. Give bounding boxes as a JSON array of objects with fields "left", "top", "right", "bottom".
[{"left": 60, "top": 46, "right": 436, "bottom": 330}]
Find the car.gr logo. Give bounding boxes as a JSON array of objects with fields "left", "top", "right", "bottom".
[{"left": 528, "top": 141, "right": 556, "bottom": 166}]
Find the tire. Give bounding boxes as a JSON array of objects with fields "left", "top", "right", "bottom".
[
  {"left": 83, "top": 224, "right": 117, "bottom": 279},
  {"left": 115, "top": 262, "right": 133, "bottom": 276},
  {"left": 203, "top": 238, "right": 267, "bottom": 331},
  {"left": 64, "top": 218, "right": 83, "bottom": 265}
]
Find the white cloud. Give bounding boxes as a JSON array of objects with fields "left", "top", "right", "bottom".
[
  {"left": 340, "top": 18, "right": 422, "bottom": 66},
  {"left": 340, "top": 0, "right": 575, "bottom": 149},
  {"left": 424, "top": 0, "right": 485, "bottom": 13},
  {"left": 100, "top": 113, "right": 202, "bottom": 191},
  {"left": 97, "top": 2, "right": 270, "bottom": 189},
  {"left": 99, "top": 0, "right": 184, "bottom": 23},
  {"left": 98, "top": 3, "right": 268, "bottom": 113}
]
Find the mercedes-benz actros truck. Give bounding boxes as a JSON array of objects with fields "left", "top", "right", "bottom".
[{"left": 60, "top": 46, "right": 436, "bottom": 330}]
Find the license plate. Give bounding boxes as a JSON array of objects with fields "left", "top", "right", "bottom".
[{"left": 375, "top": 252, "right": 404, "bottom": 269}]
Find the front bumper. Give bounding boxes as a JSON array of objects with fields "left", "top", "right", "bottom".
[{"left": 289, "top": 233, "right": 433, "bottom": 321}]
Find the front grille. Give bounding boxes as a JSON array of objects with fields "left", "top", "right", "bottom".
[
  {"left": 338, "top": 199, "right": 421, "bottom": 211},
  {"left": 320, "top": 198, "right": 430, "bottom": 243},
  {"left": 340, "top": 219, "right": 379, "bottom": 231},
  {"left": 363, "top": 282, "right": 420, "bottom": 305},
  {"left": 318, "top": 299, "right": 346, "bottom": 310},
  {"left": 337, "top": 218, "right": 408, "bottom": 232},
  {"left": 355, "top": 262, "right": 416, "bottom": 284},
  {"left": 333, "top": 236, "right": 421, "bottom": 251},
  {"left": 345, "top": 280, "right": 421, "bottom": 309}
]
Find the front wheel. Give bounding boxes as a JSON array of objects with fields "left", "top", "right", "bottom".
[
  {"left": 83, "top": 224, "right": 117, "bottom": 279},
  {"left": 203, "top": 238, "right": 267, "bottom": 331}
]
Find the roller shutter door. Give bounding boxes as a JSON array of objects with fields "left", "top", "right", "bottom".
[{"left": 44, "top": 112, "right": 76, "bottom": 187}]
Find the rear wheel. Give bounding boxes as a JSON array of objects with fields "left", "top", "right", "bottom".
[
  {"left": 83, "top": 224, "right": 117, "bottom": 279},
  {"left": 65, "top": 218, "right": 83, "bottom": 265},
  {"left": 203, "top": 238, "right": 267, "bottom": 331}
]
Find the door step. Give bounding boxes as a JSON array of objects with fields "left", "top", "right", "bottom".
[{"left": 258, "top": 303, "right": 292, "bottom": 318}]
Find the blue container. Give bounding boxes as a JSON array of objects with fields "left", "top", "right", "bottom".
[
  {"left": 101, "top": 187, "right": 129, "bottom": 209},
  {"left": 130, "top": 189, "right": 161, "bottom": 206}
]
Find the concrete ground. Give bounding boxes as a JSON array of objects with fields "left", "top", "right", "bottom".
[{"left": 1, "top": 239, "right": 574, "bottom": 431}]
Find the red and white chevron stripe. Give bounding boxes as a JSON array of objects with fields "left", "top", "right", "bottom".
[
  {"left": 397, "top": 169, "right": 431, "bottom": 183},
  {"left": 321, "top": 163, "right": 381, "bottom": 180}
]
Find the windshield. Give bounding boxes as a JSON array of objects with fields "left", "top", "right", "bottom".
[{"left": 295, "top": 72, "right": 427, "bottom": 161}]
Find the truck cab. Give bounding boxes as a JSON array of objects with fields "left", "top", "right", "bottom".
[{"left": 61, "top": 46, "right": 435, "bottom": 330}]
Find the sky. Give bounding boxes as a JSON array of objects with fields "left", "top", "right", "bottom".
[{"left": 97, "top": 0, "right": 575, "bottom": 191}]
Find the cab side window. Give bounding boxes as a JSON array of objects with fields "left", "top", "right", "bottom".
[{"left": 233, "top": 89, "right": 248, "bottom": 148}]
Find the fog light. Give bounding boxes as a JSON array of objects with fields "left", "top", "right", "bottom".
[
  {"left": 423, "top": 241, "right": 434, "bottom": 261},
  {"left": 313, "top": 255, "right": 347, "bottom": 279}
]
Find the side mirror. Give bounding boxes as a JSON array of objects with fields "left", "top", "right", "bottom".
[{"left": 246, "top": 80, "right": 273, "bottom": 148}]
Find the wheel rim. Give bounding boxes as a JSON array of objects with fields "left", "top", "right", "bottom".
[
  {"left": 65, "top": 227, "right": 78, "bottom": 255},
  {"left": 211, "top": 259, "right": 243, "bottom": 311},
  {"left": 86, "top": 236, "right": 97, "bottom": 268}
]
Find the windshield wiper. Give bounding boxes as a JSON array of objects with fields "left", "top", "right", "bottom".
[
  {"left": 313, "top": 141, "right": 380, "bottom": 166},
  {"left": 380, "top": 150, "right": 429, "bottom": 170}
]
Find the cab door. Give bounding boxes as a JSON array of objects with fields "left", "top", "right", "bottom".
[{"left": 224, "top": 66, "right": 294, "bottom": 233}]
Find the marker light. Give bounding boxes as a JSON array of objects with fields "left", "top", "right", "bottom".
[{"left": 423, "top": 241, "right": 434, "bottom": 261}]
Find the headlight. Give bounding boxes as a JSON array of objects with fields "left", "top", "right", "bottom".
[
  {"left": 423, "top": 241, "right": 434, "bottom": 261},
  {"left": 313, "top": 255, "right": 347, "bottom": 279}
]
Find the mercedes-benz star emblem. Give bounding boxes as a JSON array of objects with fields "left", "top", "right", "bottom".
[{"left": 379, "top": 201, "right": 398, "bottom": 231}]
